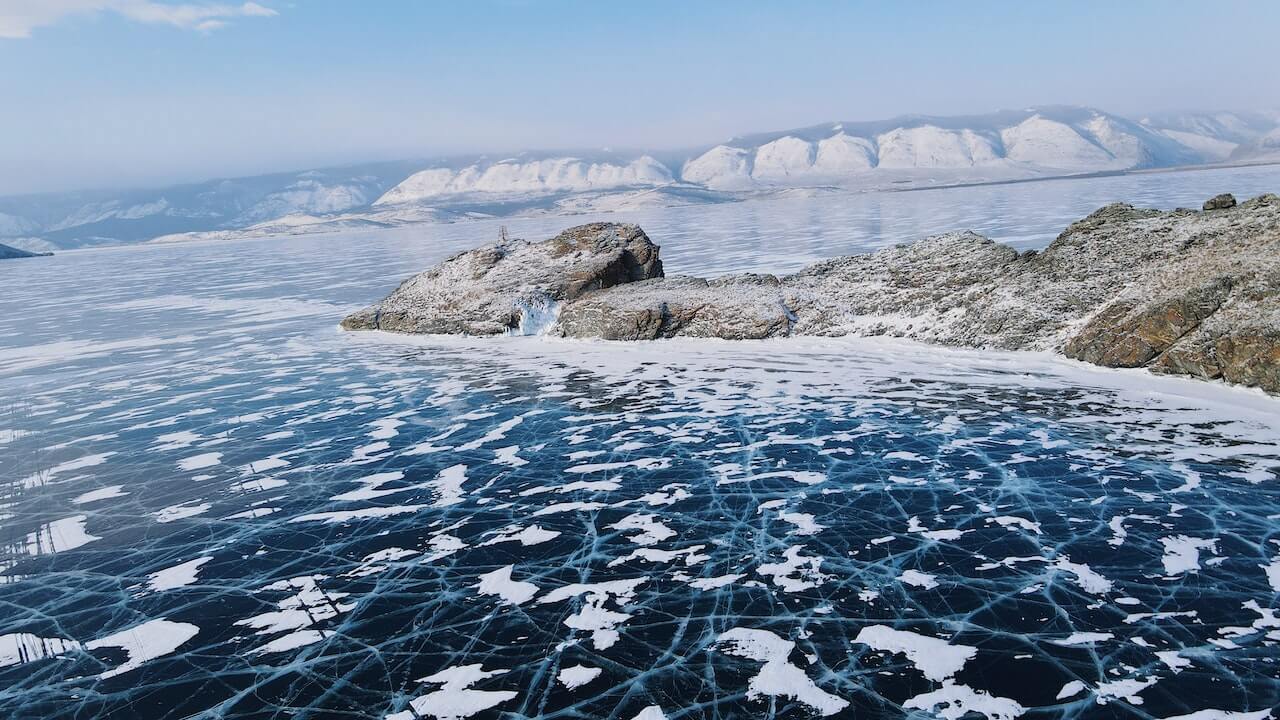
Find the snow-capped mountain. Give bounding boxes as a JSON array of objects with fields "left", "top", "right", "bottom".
[
  {"left": 375, "top": 154, "right": 673, "bottom": 205},
  {"left": 2, "top": 105, "right": 1276, "bottom": 249},
  {"left": 681, "top": 107, "right": 1206, "bottom": 190}
]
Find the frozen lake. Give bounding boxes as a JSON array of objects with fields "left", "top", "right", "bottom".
[{"left": 2, "top": 165, "right": 1279, "bottom": 719}]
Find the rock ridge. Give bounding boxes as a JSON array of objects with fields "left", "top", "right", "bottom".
[{"left": 343, "top": 194, "right": 1280, "bottom": 393}]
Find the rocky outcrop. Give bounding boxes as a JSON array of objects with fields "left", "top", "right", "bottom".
[
  {"left": 555, "top": 274, "right": 796, "bottom": 340},
  {"left": 345, "top": 195, "right": 1280, "bottom": 393},
  {"left": 0, "top": 242, "right": 51, "bottom": 260},
  {"left": 1051, "top": 195, "right": 1278, "bottom": 391},
  {"left": 1062, "top": 278, "right": 1233, "bottom": 367},
  {"left": 341, "top": 223, "right": 662, "bottom": 335},
  {"left": 1203, "top": 192, "right": 1237, "bottom": 210}
]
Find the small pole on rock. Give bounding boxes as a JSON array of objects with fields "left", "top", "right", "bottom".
[{"left": 499, "top": 225, "right": 509, "bottom": 243}]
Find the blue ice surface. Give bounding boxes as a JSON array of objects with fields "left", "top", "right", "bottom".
[{"left": 1, "top": 165, "right": 1279, "bottom": 719}]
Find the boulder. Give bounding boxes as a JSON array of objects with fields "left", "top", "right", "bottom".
[
  {"left": 1203, "top": 193, "right": 1237, "bottom": 211},
  {"left": 554, "top": 274, "right": 792, "bottom": 340},
  {"left": 341, "top": 223, "right": 662, "bottom": 335}
]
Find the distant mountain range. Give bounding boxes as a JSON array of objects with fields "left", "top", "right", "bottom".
[{"left": 2, "top": 105, "right": 1278, "bottom": 250}]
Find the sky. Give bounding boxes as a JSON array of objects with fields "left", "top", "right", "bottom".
[{"left": 1, "top": 0, "right": 1278, "bottom": 196}]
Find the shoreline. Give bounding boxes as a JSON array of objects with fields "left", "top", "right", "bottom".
[
  {"left": 17, "top": 160, "right": 1280, "bottom": 254},
  {"left": 342, "top": 328, "right": 1280, "bottom": 414},
  {"left": 884, "top": 158, "right": 1280, "bottom": 195}
]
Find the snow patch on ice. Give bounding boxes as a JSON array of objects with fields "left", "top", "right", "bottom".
[
  {"left": 146, "top": 556, "right": 212, "bottom": 592},
  {"left": 476, "top": 565, "right": 538, "bottom": 606},
  {"left": 87, "top": 618, "right": 199, "bottom": 679},
  {"left": 853, "top": 625, "right": 976, "bottom": 681},
  {"left": 716, "top": 627, "right": 849, "bottom": 716}
]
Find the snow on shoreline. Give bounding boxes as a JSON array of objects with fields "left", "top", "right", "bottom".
[{"left": 344, "top": 331, "right": 1280, "bottom": 418}]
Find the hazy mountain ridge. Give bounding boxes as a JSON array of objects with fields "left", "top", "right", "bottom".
[
  {"left": 1139, "top": 110, "right": 1280, "bottom": 163},
  {"left": 3, "top": 106, "right": 1277, "bottom": 249},
  {"left": 0, "top": 161, "right": 426, "bottom": 248}
]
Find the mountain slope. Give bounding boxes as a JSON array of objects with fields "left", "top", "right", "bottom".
[
  {"left": 1139, "top": 110, "right": 1280, "bottom": 162},
  {"left": 1231, "top": 127, "right": 1280, "bottom": 163}
]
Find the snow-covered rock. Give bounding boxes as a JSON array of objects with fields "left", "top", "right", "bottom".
[
  {"left": 572, "top": 194, "right": 1280, "bottom": 392},
  {"left": 341, "top": 222, "right": 663, "bottom": 335},
  {"left": 345, "top": 194, "right": 1280, "bottom": 394}
]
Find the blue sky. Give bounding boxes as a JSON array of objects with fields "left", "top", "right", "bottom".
[{"left": 1, "top": 1, "right": 1277, "bottom": 195}]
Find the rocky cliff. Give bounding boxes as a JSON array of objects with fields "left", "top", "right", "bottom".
[{"left": 343, "top": 194, "right": 1280, "bottom": 393}]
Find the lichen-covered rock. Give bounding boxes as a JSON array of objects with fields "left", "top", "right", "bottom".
[
  {"left": 1063, "top": 278, "right": 1233, "bottom": 367},
  {"left": 340, "top": 223, "right": 662, "bottom": 335},
  {"left": 1150, "top": 293, "right": 1280, "bottom": 393},
  {"left": 1213, "top": 327, "right": 1280, "bottom": 393}
]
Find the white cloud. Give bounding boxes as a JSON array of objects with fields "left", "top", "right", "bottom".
[{"left": 0, "top": 1, "right": 277, "bottom": 39}]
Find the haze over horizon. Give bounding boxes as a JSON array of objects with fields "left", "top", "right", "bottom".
[{"left": 2, "top": 0, "right": 1279, "bottom": 195}]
